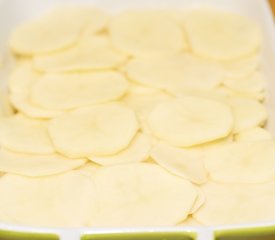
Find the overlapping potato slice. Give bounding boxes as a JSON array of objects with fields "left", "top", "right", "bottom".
[
  {"left": 31, "top": 71, "right": 128, "bottom": 110},
  {"left": 234, "top": 127, "right": 273, "bottom": 141},
  {"left": 109, "top": 11, "right": 185, "bottom": 57},
  {"left": 226, "top": 97, "right": 267, "bottom": 133},
  {"left": 77, "top": 162, "right": 101, "bottom": 177},
  {"left": 148, "top": 96, "right": 233, "bottom": 147},
  {"left": 89, "top": 133, "right": 151, "bottom": 166},
  {"left": 126, "top": 54, "right": 223, "bottom": 91},
  {"left": 0, "top": 114, "right": 54, "bottom": 154},
  {"left": 128, "top": 83, "right": 162, "bottom": 96},
  {"left": 10, "top": 7, "right": 107, "bottom": 55},
  {"left": 49, "top": 103, "right": 139, "bottom": 157},
  {"left": 194, "top": 181, "right": 275, "bottom": 225},
  {"left": 150, "top": 142, "right": 207, "bottom": 184},
  {"left": 0, "top": 148, "right": 86, "bottom": 177},
  {"left": 33, "top": 35, "right": 127, "bottom": 72},
  {"left": 204, "top": 140, "right": 275, "bottom": 183},
  {"left": 92, "top": 163, "right": 197, "bottom": 227},
  {"left": 0, "top": 90, "right": 14, "bottom": 117},
  {"left": 0, "top": 171, "right": 96, "bottom": 227},
  {"left": 184, "top": 8, "right": 261, "bottom": 60}
]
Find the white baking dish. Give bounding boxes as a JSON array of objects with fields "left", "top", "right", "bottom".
[{"left": 0, "top": 0, "right": 274, "bottom": 239}]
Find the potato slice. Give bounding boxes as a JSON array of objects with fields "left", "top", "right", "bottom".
[
  {"left": 0, "top": 148, "right": 86, "bottom": 177},
  {"left": 0, "top": 171, "right": 96, "bottom": 227},
  {"left": 150, "top": 142, "right": 207, "bottom": 184},
  {"left": 31, "top": 71, "right": 129, "bottom": 110},
  {"left": 33, "top": 35, "right": 127, "bottom": 72},
  {"left": 49, "top": 103, "right": 139, "bottom": 157},
  {"left": 109, "top": 11, "right": 185, "bottom": 57},
  {"left": 76, "top": 162, "right": 101, "bottom": 177},
  {"left": 0, "top": 114, "right": 54, "bottom": 154},
  {"left": 0, "top": 90, "right": 14, "bottom": 117},
  {"left": 194, "top": 181, "right": 275, "bottom": 225},
  {"left": 148, "top": 96, "right": 233, "bottom": 147},
  {"left": 226, "top": 97, "right": 267, "bottom": 133},
  {"left": 89, "top": 133, "right": 151, "bottom": 166},
  {"left": 126, "top": 54, "right": 223, "bottom": 91},
  {"left": 92, "top": 163, "right": 197, "bottom": 227},
  {"left": 184, "top": 8, "right": 261, "bottom": 60},
  {"left": 204, "top": 140, "right": 275, "bottom": 183},
  {"left": 234, "top": 127, "right": 273, "bottom": 141},
  {"left": 10, "top": 7, "right": 107, "bottom": 55},
  {"left": 190, "top": 187, "right": 206, "bottom": 214}
]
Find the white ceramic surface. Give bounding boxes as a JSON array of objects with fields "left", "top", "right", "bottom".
[{"left": 0, "top": 0, "right": 274, "bottom": 239}]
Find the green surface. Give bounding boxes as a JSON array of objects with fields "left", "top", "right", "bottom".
[
  {"left": 82, "top": 232, "right": 196, "bottom": 240},
  {"left": 215, "top": 226, "right": 275, "bottom": 240},
  {"left": 0, "top": 230, "right": 59, "bottom": 240}
]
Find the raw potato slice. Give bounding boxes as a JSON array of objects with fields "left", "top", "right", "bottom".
[
  {"left": 0, "top": 90, "right": 14, "bottom": 117},
  {"left": 226, "top": 97, "right": 267, "bottom": 133},
  {"left": 0, "top": 114, "right": 54, "bottom": 154},
  {"left": 10, "top": 7, "right": 107, "bottom": 55},
  {"left": 126, "top": 54, "right": 223, "bottom": 91},
  {"left": 33, "top": 35, "right": 127, "bottom": 72},
  {"left": 49, "top": 103, "right": 139, "bottom": 157},
  {"left": 148, "top": 96, "right": 234, "bottom": 147},
  {"left": 223, "top": 72, "right": 265, "bottom": 96},
  {"left": 190, "top": 187, "right": 206, "bottom": 214},
  {"left": 89, "top": 133, "right": 151, "bottom": 166},
  {"left": 31, "top": 71, "right": 129, "bottom": 110},
  {"left": 184, "top": 9, "right": 261, "bottom": 60},
  {"left": 0, "top": 171, "right": 96, "bottom": 227},
  {"left": 204, "top": 140, "right": 275, "bottom": 183},
  {"left": 92, "top": 163, "right": 197, "bottom": 227},
  {"left": 222, "top": 54, "right": 260, "bottom": 79},
  {"left": 234, "top": 127, "right": 273, "bottom": 141},
  {"left": 150, "top": 142, "right": 207, "bottom": 184},
  {"left": 109, "top": 11, "right": 185, "bottom": 57},
  {"left": 194, "top": 181, "right": 275, "bottom": 225},
  {"left": 128, "top": 83, "right": 162, "bottom": 96},
  {"left": 0, "top": 148, "right": 86, "bottom": 177},
  {"left": 77, "top": 162, "right": 101, "bottom": 177}
]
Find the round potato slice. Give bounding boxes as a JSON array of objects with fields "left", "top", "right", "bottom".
[
  {"left": 0, "top": 171, "right": 96, "bottom": 227},
  {"left": 126, "top": 54, "right": 223, "bottom": 91},
  {"left": 89, "top": 133, "right": 151, "bottom": 166},
  {"left": 184, "top": 9, "right": 261, "bottom": 60},
  {"left": 234, "top": 127, "right": 273, "bottom": 142},
  {"left": 194, "top": 181, "right": 275, "bottom": 225},
  {"left": 31, "top": 71, "right": 129, "bottom": 110},
  {"left": 150, "top": 142, "right": 208, "bottom": 184},
  {"left": 226, "top": 97, "right": 267, "bottom": 133},
  {"left": 0, "top": 114, "right": 54, "bottom": 154},
  {"left": 92, "top": 163, "right": 197, "bottom": 227},
  {"left": 109, "top": 11, "right": 185, "bottom": 57},
  {"left": 204, "top": 140, "right": 275, "bottom": 183},
  {"left": 49, "top": 103, "right": 139, "bottom": 157},
  {"left": 10, "top": 7, "right": 107, "bottom": 55},
  {"left": 0, "top": 148, "right": 86, "bottom": 177},
  {"left": 33, "top": 35, "right": 127, "bottom": 72},
  {"left": 148, "top": 96, "right": 234, "bottom": 147}
]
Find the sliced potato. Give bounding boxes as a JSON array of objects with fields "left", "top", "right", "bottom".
[
  {"left": 234, "top": 127, "right": 273, "bottom": 141},
  {"left": 49, "top": 103, "right": 139, "bottom": 157},
  {"left": 92, "top": 163, "right": 197, "bottom": 227},
  {"left": 148, "top": 96, "right": 234, "bottom": 147},
  {"left": 190, "top": 187, "right": 206, "bottom": 214}
]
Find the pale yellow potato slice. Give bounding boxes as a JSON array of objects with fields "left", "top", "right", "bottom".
[
  {"left": 226, "top": 97, "right": 267, "bottom": 133},
  {"left": 128, "top": 83, "right": 162, "bottom": 96},
  {"left": 184, "top": 8, "right": 261, "bottom": 60},
  {"left": 126, "top": 54, "right": 223, "bottom": 91},
  {"left": 76, "top": 162, "right": 101, "bottom": 177},
  {"left": 150, "top": 142, "right": 207, "bottom": 184},
  {"left": 0, "top": 171, "right": 97, "bottom": 227},
  {"left": 109, "top": 11, "right": 185, "bottom": 57},
  {"left": 234, "top": 127, "right": 273, "bottom": 141},
  {"left": 33, "top": 35, "right": 127, "bottom": 72},
  {"left": 10, "top": 7, "right": 107, "bottom": 55},
  {"left": 0, "top": 148, "right": 86, "bottom": 177},
  {"left": 204, "top": 140, "right": 275, "bottom": 183},
  {"left": 89, "top": 133, "right": 151, "bottom": 166},
  {"left": 0, "top": 90, "right": 14, "bottom": 117},
  {"left": 0, "top": 114, "right": 54, "bottom": 154},
  {"left": 190, "top": 187, "right": 206, "bottom": 214},
  {"left": 31, "top": 71, "right": 128, "bottom": 110},
  {"left": 91, "top": 163, "right": 197, "bottom": 227},
  {"left": 148, "top": 96, "right": 234, "bottom": 147},
  {"left": 194, "top": 181, "right": 275, "bottom": 225},
  {"left": 49, "top": 103, "right": 139, "bottom": 157}
]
